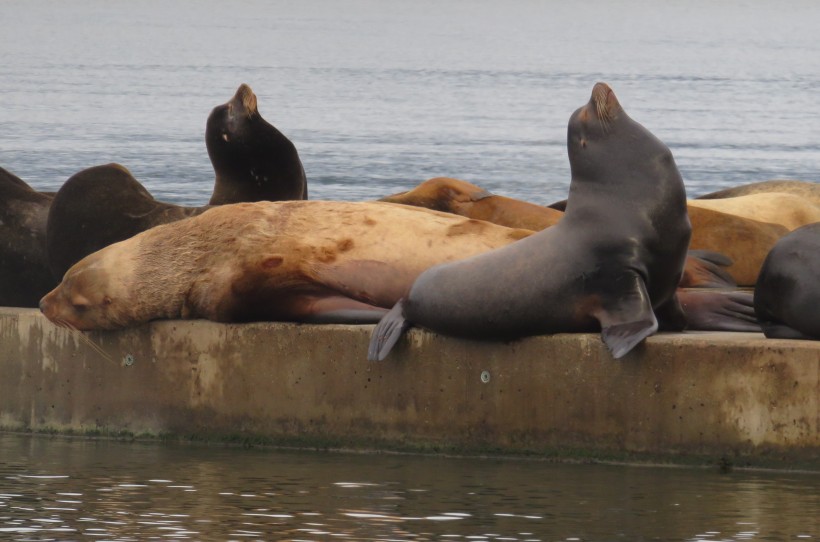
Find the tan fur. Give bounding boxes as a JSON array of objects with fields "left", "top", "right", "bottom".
[
  {"left": 688, "top": 192, "right": 820, "bottom": 231},
  {"left": 379, "top": 177, "right": 563, "bottom": 230},
  {"left": 39, "top": 201, "right": 533, "bottom": 330},
  {"left": 379, "top": 178, "right": 790, "bottom": 286}
]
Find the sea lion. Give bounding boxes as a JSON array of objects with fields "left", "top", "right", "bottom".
[
  {"left": 0, "top": 166, "right": 56, "bottom": 307},
  {"left": 46, "top": 164, "right": 208, "bottom": 280},
  {"left": 39, "top": 201, "right": 532, "bottom": 330},
  {"left": 686, "top": 206, "right": 788, "bottom": 285},
  {"left": 379, "top": 177, "right": 563, "bottom": 231},
  {"left": 696, "top": 179, "right": 820, "bottom": 206},
  {"left": 687, "top": 193, "right": 820, "bottom": 231},
  {"left": 206, "top": 83, "right": 307, "bottom": 204},
  {"left": 40, "top": 199, "right": 757, "bottom": 335},
  {"left": 753, "top": 223, "right": 820, "bottom": 340},
  {"left": 380, "top": 177, "right": 778, "bottom": 287},
  {"left": 369, "top": 82, "right": 693, "bottom": 361}
]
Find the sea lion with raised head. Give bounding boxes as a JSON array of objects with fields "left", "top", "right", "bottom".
[
  {"left": 0, "top": 166, "right": 56, "bottom": 307},
  {"left": 369, "top": 83, "right": 692, "bottom": 361},
  {"left": 206, "top": 84, "right": 307, "bottom": 204},
  {"left": 45, "top": 163, "right": 208, "bottom": 280},
  {"left": 753, "top": 223, "right": 820, "bottom": 340}
]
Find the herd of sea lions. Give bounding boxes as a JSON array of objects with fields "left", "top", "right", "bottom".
[{"left": 4, "top": 82, "right": 820, "bottom": 360}]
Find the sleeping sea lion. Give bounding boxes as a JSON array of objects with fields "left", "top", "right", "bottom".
[
  {"left": 753, "top": 223, "right": 820, "bottom": 340},
  {"left": 369, "top": 82, "right": 692, "bottom": 361},
  {"left": 381, "top": 177, "right": 779, "bottom": 287},
  {"left": 379, "top": 177, "right": 563, "bottom": 231},
  {"left": 687, "top": 193, "right": 820, "bottom": 231},
  {"left": 39, "top": 201, "right": 532, "bottom": 330},
  {"left": 696, "top": 179, "right": 820, "bottom": 206},
  {"left": 45, "top": 164, "right": 208, "bottom": 280},
  {"left": 0, "top": 166, "right": 56, "bottom": 307}
]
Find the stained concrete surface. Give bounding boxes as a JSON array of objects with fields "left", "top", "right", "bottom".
[{"left": 1, "top": 308, "right": 818, "bottom": 468}]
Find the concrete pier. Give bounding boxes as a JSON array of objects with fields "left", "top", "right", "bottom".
[{"left": 1, "top": 308, "right": 818, "bottom": 468}]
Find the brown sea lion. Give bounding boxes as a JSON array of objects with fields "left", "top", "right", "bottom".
[
  {"left": 379, "top": 177, "right": 563, "bottom": 230},
  {"left": 206, "top": 83, "right": 307, "bottom": 204},
  {"left": 45, "top": 164, "right": 208, "bottom": 280},
  {"left": 381, "top": 177, "right": 779, "bottom": 287},
  {"left": 369, "top": 82, "right": 693, "bottom": 361},
  {"left": 0, "top": 166, "right": 56, "bottom": 307},
  {"left": 754, "top": 222, "right": 820, "bottom": 340},
  {"left": 696, "top": 179, "right": 820, "bottom": 206},
  {"left": 39, "top": 201, "right": 532, "bottom": 330},
  {"left": 687, "top": 193, "right": 820, "bottom": 231},
  {"left": 39, "top": 199, "right": 757, "bottom": 336}
]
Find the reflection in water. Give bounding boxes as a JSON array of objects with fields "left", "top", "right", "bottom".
[{"left": 0, "top": 435, "right": 818, "bottom": 541}]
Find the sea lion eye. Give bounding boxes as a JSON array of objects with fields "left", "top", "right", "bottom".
[{"left": 72, "top": 302, "right": 88, "bottom": 313}]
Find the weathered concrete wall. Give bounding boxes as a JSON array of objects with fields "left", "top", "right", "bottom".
[{"left": 1, "top": 308, "right": 818, "bottom": 467}]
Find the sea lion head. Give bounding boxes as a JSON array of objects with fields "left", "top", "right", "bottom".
[
  {"left": 39, "top": 244, "right": 136, "bottom": 331},
  {"left": 205, "top": 84, "right": 262, "bottom": 167},
  {"left": 566, "top": 82, "right": 630, "bottom": 179}
]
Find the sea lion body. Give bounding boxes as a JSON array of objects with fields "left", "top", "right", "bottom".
[
  {"left": 379, "top": 177, "right": 563, "bottom": 231},
  {"left": 39, "top": 201, "right": 531, "bottom": 330},
  {"left": 46, "top": 164, "right": 207, "bottom": 280},
  {"left": 687, "top": 193, "right": 820, "bottom": 231},
  {"left": 206, "top": 84, "right": 307, "bottom": 204},
  {"left": 686, "top": 206, "right": 788, "bottom": 285},
  {"left": 383, "top": 177, "right": 779, "bottom": 287},
  {"left": 370, "top": 83, "right": 692, "bottom": 360},
  {"left": 754, "top": 223, "right": 820, "bottom": 340},
  {"left": 696, "top": 179, "right": 820, "bottom": 206},
  {"left": 0, "top": 167, "right": 56, "bottom": 307}
]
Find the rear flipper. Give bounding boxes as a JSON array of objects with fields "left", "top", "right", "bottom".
[
  {"left": 761, "top": 322, "right": 815, "bottom": 340},
  {"left": 594, "top": 273, "right": 659, "bottom": 359},
  {"left": 367, "top": 299, "right": 411, "bottom": 361},
  {"left": 677, "top": 289, "right": 761, "bottom": 332},
  {"left": 680, "top": 250, "right": 736, "bottom": 288}
]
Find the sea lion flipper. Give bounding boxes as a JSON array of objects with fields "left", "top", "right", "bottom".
[
  {"left": 367, "top": 299, "right": 411, "bottom": 361},
  {"left": 595, "top": 274, "right": 658, "bottom": 359},
  {"left": 761, "top": 323, "right": 814, "bottom": 340},
  {"left": 678, "top": 289, "right": 761, "bottom": 332},
  {"left": 681, "top": 250, "right": 736, "bottom": 288}
]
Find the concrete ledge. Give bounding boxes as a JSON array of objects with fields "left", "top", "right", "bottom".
[{"left": 1, "top": 308, "right": 818, "bottom": 468}]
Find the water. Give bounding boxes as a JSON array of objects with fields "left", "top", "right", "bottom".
[
  {"left": 1, "top": 0, "right": 819, "bottom": 206},
  {"left": 1, "top": 434, "right": 819, "bottom": 541}
]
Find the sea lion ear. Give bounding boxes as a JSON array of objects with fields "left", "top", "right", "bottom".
[{"left": 102, "top": 296, "right": 113, "bottom": 306}]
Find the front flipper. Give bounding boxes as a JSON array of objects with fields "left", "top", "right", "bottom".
[
  {"left": 593, "top": 273, "right": 658, "bottom": 359},
  {"left": 297, "top": 295, "right": 388, "bottom": 324},
  {"left": 367, "top": 299, "right": 411, "bottom": 361},
  {"left": 677, "top": 289, "right": 760, "bottom": 332}
]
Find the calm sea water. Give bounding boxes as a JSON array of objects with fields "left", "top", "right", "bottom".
[
  {"left": 1, "top": 0, "right": 820, "bottom": 206},
  {"left": 2, "top": 434, "right": 819, "bottom": 541}
]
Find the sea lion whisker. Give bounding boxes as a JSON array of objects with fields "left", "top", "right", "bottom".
[{"left": 55, "top": 318, "right": 116, "bottom": 365}]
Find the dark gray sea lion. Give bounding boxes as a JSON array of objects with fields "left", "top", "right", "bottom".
[
  {"left": 206, "top": 84, "right": 307, "bottom": 204},
  {"left": 0, "top": 166, "right": 56, "bottom": 307},
  {"left": 753, "top": 223, "right": 820, "bottom": 340},
  {"left": 696, "top": 179, "right": 820, "bottom": 206},
  {"left": 369, "top": 82, "right": 693, "bottom": 361},
  {"left": 45, "top": 164, "right": 207, "bottom": 280}
]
